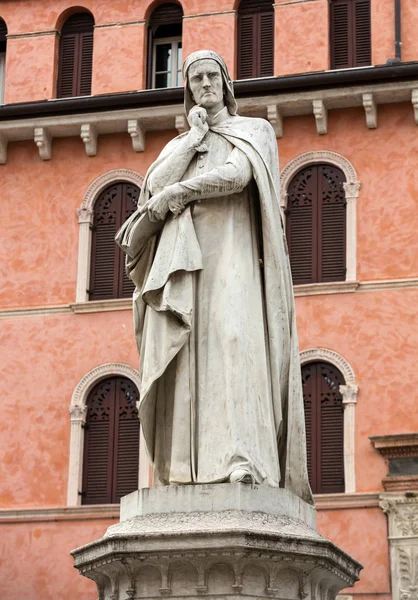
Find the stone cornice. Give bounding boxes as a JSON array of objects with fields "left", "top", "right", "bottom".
[{"left": 370, "top": 433, "right": 418, "bottom": 459}]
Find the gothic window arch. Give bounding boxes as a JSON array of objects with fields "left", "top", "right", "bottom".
[
  {"left": 57, "top": 11, "right": 94, "bottom": 98},
  {"left": 300, "top": 348, "right": 358, "bottom": 494},
  {"left": 82, "top": 376, "right": 140, "bottom": 504},
  {"left": 76, "top": 169, "right": 144, "bottom": 305},
  {"left": 286, "top": 163, "right": 347, "bottom": 285},
  {"left": 237, "top": 0, "right": 274, "bottom": 80},
  {"left": 89, "top": 182, "right": 140, "bottom": 301},
  {"left": 0, "top": 19, "right": 7, "bottom": 104},
  {"left": 67, "top": 363, "right": 148, "bottom": 506},
  {"left": 147, "top": 2, "right": 183, "bottom": 89},
  {"left": 281, "top": 151, "right": 360, "bottom": 284}
]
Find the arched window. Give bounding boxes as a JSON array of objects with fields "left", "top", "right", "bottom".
[
  {"left": 147, "top": 3, "right": 183, "bottom": 89},
  {"left": 57, "top": 12, "right": 94, "bottom": 98},
  {"left": 286, "top": 164, "right": 346, "bottom": 285},
  {"left": 0, "top": 19, "right": 7, "bottom": 104},
  {"left": 330, "top": 0, "right": 371, "bottom": 69},
  {"left": 89, "top": 182, "right": 140, "bottom": 301},
  {"left": 237, "top": 0, "right": 274, "bottom": 80},
  {"left": 82, "top": 376, "right": 140, "bottom": 504},
  {"left": 302, "top": 362, "right": 345, "bottom": 494}
]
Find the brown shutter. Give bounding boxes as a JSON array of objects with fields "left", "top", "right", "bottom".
[
  {"left": 57, "top": 13, "right": 94, "bottom": 98},
  {"left": 82, "top": 377, "right": 140, "bottom": 504},
  {"left": 237, "top": 0, "right": 274, "bottom": 79},
  {"left": 89, "top": 182, "right": 139, "bottom": 301},
  {"left": 319, "top": 165, "right": 346, "bottom": 282},
  {"left": 354, "top": 0, "right": 371, "bottom": 66},
  {"left": 114, "top": 378, "right": 140, "bottom": 502},
  {"left": 286, "top": 164, "right": 346, "bottom": 285},
  {"left": 286, "top": 166, "right": 316, "bottom": 284},
  {"left": 82, "top": 378, "right": 115, "bottom": 504},
  {"left": 330, "top": 0, "right": 370, "bottom": 69},
  {"left": 302, "top": 363, "right": 345, "bottom": 494}
]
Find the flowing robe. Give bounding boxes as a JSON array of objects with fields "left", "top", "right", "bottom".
[{"left": 116, "top": 109, "right": 313, "bottom": 504}]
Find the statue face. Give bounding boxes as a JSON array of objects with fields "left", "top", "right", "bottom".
[{"left": 188, "top": 59, "right": 225, "bottom": 111}]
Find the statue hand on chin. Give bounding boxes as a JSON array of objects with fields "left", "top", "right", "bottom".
[{"left": 188, "top": 105, "right": 209, "bottom": 144}]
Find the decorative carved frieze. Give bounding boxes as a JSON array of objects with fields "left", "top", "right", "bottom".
[
  {"left": 34, "top": 127, "right": 52, "bottom": 160},
  {"left": 380, "top": 493, "right": 418, "bottom": 600},
  {"left": 371, "top": 433, "right": 418, "bottom": 459},
  {"left": 80, "top": 124, "right": 98, "bottom": 156},
  {"left": 362, "top": 92, "right": 377, "bottom": 129},
  {"left": 127, "top": 119, "right": 145, "bottom": 152},
  {"left": 267, "top": 104, "right": 283, "bottom": 138},
  {"left": 313, "top": 99, "right": 327, "bottom": 135}
]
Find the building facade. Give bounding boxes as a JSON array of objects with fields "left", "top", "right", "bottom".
[{"left": 1, "top": 0, "right": 418, "bottom": 598}]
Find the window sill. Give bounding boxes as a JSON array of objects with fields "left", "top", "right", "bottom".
[
  {"left": 0, "top": 504, "right": 120, "bottom": 523},
  {"left": 70, "top": 298, "right": 132, "bottom": 314},
  {"left": 294, "top": 280, "right": 359, "bottom": 297},
  {"left": 314, "top": 492, "right": 380, "bottom": 510}
]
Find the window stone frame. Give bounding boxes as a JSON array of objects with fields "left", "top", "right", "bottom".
[
  {"left": 281, "top": 151, "right": 360, "bottom": 283},
  {"left": 76, "top": 169, "right": 144, "bottom": 304},
  {"left": 67, "top": 362, "right": 148, "bottom": 506},
  {"left": 300, "top": 348, "right": 358, "bottom": 493}
]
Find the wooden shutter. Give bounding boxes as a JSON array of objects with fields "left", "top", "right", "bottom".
[
  {"left": 147, "top": 3, "right": 183, "bottom": 88},
  {"left": 302, "top": 363, "right": 345, "bottom": 494},
  {"left": 82, "top": 376, "right": 140, "bottom": 504},
  {"left": 57, "top": 13, "right": 94, "bottom": 98},
  {"left": 330, "top": 0, "right": 370, "bottom": 69},
  {"left": 89, "top": 182, "right": 140, "bottom": 301},
  {"left": 237, "top": 0, "right": 274, "bottom": 79},
  {"left": 286, "top": 164, "right": 346, "bottom": 285}
]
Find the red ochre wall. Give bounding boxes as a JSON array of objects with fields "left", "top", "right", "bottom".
[{"left": 1, "top": 0, "right": 418, "bottom": 598}]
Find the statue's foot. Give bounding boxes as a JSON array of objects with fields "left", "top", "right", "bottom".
[{"left": 229, "top": 469, "right": 255, "bottom": 484}]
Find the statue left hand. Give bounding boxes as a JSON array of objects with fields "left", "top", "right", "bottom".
[{"left": 142, "top": 189, "right": 171, "bottom": 222}]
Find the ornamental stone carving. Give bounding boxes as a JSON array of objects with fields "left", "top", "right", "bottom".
[
  {"left": 380, "top": 494, "right": 418, "bottom": 600},
  {"left": 300, "top": 348, "right": 356, "bottom": 386}
]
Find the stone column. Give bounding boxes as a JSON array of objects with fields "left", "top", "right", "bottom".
[
  {"left": 343, "top": 181, "right": 360, "bottom": 282},
  {"left": 340, "top": 384, "right": 358, "bottom": 493},
  {"left": 67, "top": 404, "right": 87, "bottom": 506},
  {"left": 380, "top": 493, "right": 418, "bottom": 600},
  {"left": 76, "top": 206, "right": 94, "bottom": 303}
]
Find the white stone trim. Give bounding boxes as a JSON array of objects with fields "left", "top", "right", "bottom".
[
  {"left": 281, "top": 150, "right": 360, "bottom": 281},
  {"left": 300, "top": 348, "right": 358, "bottom": 493},
  {"left": 76, "top": 169, "right": 144, "bottom": 303},
  {"left": 67, "top": 362, "right": 149, "bottom": 506}
]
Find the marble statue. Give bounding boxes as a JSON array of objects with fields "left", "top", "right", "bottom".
[{"left": 116, "top": 50, "right": 312, "bottom": 504}]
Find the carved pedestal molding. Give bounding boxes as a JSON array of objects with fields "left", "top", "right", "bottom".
[
  {"left": 127, "top": 120, "right": 145, "bottom": 152},
  {"left": 81, "top": 123, "right": 98, "bottom": 156},
  {"left": 34, "top": 127, "right": 52, "bottom": 160},
  {"left": 75, "top": 169, "right": 145, "bottom": 303},
  {"left": 267, "top": 104, "right": 283, "bottom": 138},
  {"left": 0, "top": 133, "right": 8, "bottom": 164},
  {"left": 362, "top": 93, "right": 377, "bottom": 129},
  {"left": 67, "top": 363, "right": 147, "bottom": 506},
  {"left": 281, "top": 151, "right": 360, "bottom": 281},
  {"left": 300, "top": 348, "right": 358, "bottom": 493},
  {"left": 313, "top": 100, "right": 327, "bottom": 135},
  {"left": 380, "top": 493, "right": 418, "bottom": 600},
  {"left": 72, "top": 484, "right": 362, "bottom": 599}
]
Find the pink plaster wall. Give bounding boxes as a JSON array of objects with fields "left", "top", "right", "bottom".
[
  {"left": 183, "top": 12, "right": 237, "bottom": 79},
  {"left": 275, "top": 0, "right": 328, "bottom": 76},
  {"left": 0, "top": 519, "right": 115, "bottom": 599},
  {"left": 4, "top": 35, "right": 57, "bottom": 104},
  {"left": 280, "top": 103, "right": 418, "bottom": 281},
  {"left": 317, "top": 508, "right": 391, "bottom": 593},
  {"left": 0, "top": 130, "right": 176, "bottom": 309},
  {"left": 91, "top": 23, "right": 146, "bottom": 95},
  {"left": 0, "top": 311, "right": 139, "bottom": 507},
  {"left": 371, "top": 0, "right": 394, "bottom": 65}
]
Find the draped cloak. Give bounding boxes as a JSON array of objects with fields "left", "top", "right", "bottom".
[{"left": 116, "top": 114, "right": 313, "bottom": 505}]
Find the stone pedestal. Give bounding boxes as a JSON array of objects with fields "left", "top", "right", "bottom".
[{"left": 72, "top": 484, "right": 361, "bottom": 599}]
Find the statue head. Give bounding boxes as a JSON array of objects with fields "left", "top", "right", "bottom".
[{"left": 182, "top": 50, "right": 238, "bottom": 116}]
